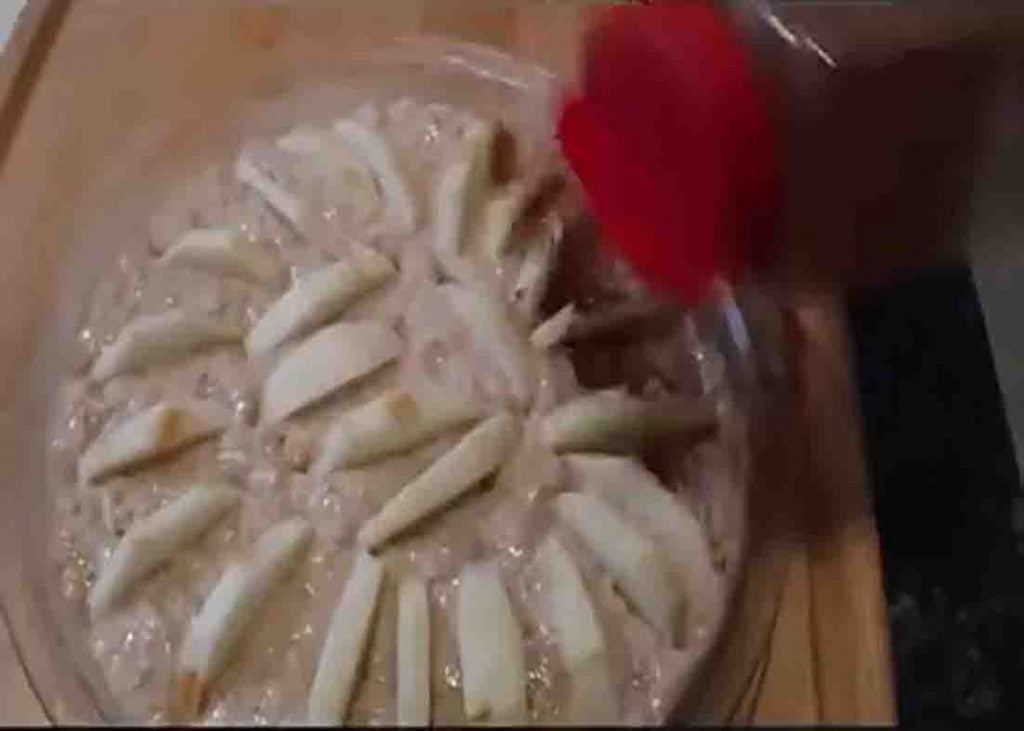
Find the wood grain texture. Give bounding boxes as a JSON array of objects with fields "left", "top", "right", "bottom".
[
  {"left": 752, "top": 523, "right": 819, "bottom": 723},
  {"left": 0, "top": 1, "right": 894, "bottom": 724},
  {"left": 792, "top": 298, "right": 897, "bottom": 724}
]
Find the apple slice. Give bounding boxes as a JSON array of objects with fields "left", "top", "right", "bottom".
[
  {"left": 90, "top": 309, "right": 242, "bottom": 382},
  {"left": 333, "top": 118, "right": 417, "bottom": 233},
  {"left": 511, "top": 219, "right": 562, "bottom": 323},
  {"left": 177, "top": 517, "right": 313, "bottom": 718},
  {"left": 277, "top": 125, "right": 382, "bottom": 224},
  {"left": 454, "top": 119, "right": 501, "bottom": 220},
  {"left": 235, "top": 154, "right": 305, "bottom": 229},
  {"left": 561, "top": 452, "right": 720, "bottom": 634},
  {"left": 160, "top": 227, "right": 282, "bottom": 284},
  {"left": 542, "top": 389, "right": 717, "bottom": 453},
  {"left": 530, "top": 303, "right": 576, "bottom": 350},
  {"left": 554, "top": 492, "right": 683, "bottom": 643},
  {"left": 259, "top": 320, "right": 401, "bottom": 424},
  {"left": 396, "top": 575, "right": 430, "bottom": 727},
  {"left": 245, "top": 245, "right": 395, "bottom": 358},
  {"left": 533, "top": 535, "right": 618, "bottom": 725},
  {"left": 431, "top": 121, "right": 501, "bottom": 276},
  {"left": 78, "top": 400, "right": 232, "bottom": 484},
  {"left": 462, "top": 119, "right": 500, "bottom": 187},
  {"left": 276, "top": 125, "right": 324, "bottom": 155},
  {"left": 357, "top": 412, "right": 517, "bottom": 550},
  {"left": 441, "top": 283, "right": 535, "bottom": 405},
  {"left": 307, "top": 551, "right": 385, "bottom": 725},
  {"left": 313, "top": 388, "right": 482, "bottom": 476},
  {"left": 89, "top": 484, "right": 239, "bottom": 618},
  {"left": 475, "top": 183, "right": 525, "bottom": 260},
  {"left": 456, "top": 562, "right": 527, "bottom": 724},
  {"left": 432, "top": 161, "right": 473, "bottom": 273}
]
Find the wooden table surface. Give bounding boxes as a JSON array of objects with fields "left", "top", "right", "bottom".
[{"left": 0, "top": 1, "right": 895, "bottom": 724}]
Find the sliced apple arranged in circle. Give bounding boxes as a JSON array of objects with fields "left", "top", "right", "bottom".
[
  {"left": 69, "top": 100, "right": 734, "bottom": 726},
  {"left": 333, "top": 118, "right": 418, "bottom": 235},
  {"left": 313, "top": 387, "right": 483, "bottom": 477},
  {"left": 78, "top": 400, "right": 232, "bottom": 484},
  {"left": 89, "top": 484, "right": 239, "bottom": 618},
  {"left": 308, "top": 551, "right": 385, "bottom": 725},
  {"left": 555, "top": 491, "right": 685, "bottom": 644},
  {"left": 533, "top": 534, "right": 618, "bottom": 724},
  {"left": 90, "top": 309, "right": 242, "bottom": 382},
  {"left": 177, "top": 517, "right": 313, "bottom": 718},
  {"left": 456, "top": 561, "right": 527, "bottom": 724},
  {"left": 542, "top": 389, "right": 717, "bottom": 454},
  {"left": 259, "top": 320, "right": 401, "bottom": 424},
  {"left": 160, "top": 227, "right": 282, "bottom": 285},
  {"left": 245, "top": 245, "right": 395, "bottom": 359},
  {"left": 396, "top": 575, "right": 431, "bottom": 727},
  {"left": 357, "top": 411, "right": 517, "bottom": 550}
]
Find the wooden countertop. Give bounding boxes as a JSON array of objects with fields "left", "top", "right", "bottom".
[{"left": 0, "top": 1, "right": 894, "bottom": 724}]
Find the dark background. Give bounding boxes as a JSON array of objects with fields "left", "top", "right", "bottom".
[{"left": 850, "top": 265, "right": 1024, "bottom": 723}]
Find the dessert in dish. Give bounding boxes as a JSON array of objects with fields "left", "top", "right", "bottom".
[{"left": 48, "top": 94, "right": 745, "bottom": 725}]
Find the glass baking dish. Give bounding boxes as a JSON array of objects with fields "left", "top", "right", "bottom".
[{"left": 0, "top": 4, "right": 791, "bottom": 723}]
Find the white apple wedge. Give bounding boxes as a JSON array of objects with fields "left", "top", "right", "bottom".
[
  {"left": 307, "top": 551, "right": 385, "bottom": 725},
  {"left": 456, "top": 562, "right": 527, "bottom": 724},
  {"left": 235, "top": 154, "right": 306, "bottom": 229},
  {"left": 90, "top": 309, "right": 242, "bottom": 382},
  {"left": 357, "top": 412, "right": 517, "bottom": 550},
  {"left": 177, "top": 517, "right": 313, "bottom": 718},
  {"left": 533, "top": 535, "right": 618, "bottom": 725},
  {"left": 276, "top": 125, "right": 324, "bottom": 155},
  {"left": 431, "top": 121, "right": 500, "bottom": 275},
  {"left": 463, "top": 119, "right": 499, "bottom": 184},
  {"left": 542, "top": 390, "right": 717, "bottom": 454},
  {"left": 259, "top": 320, "right": 401, "bottom": 424},
  {"left": 564, "top": 454, "right": 720, "bottom": 641},
  {"left": 276, "top": 125, "right": 382, "bottom": 223},
  {"left": 529, "top": 303, "right": 576, "bottom": 350},
  {"left": 333, "top": 118, "right": 418, "bottom": 233},
  {"left": 312, "top": 388, "right": 483, "bottom": 476},
  {"left": 441, "top": 283, "right": 535, "bottom": 405},
  {"left": 432, "top": 161, "right": 472, "bottom": 272},
  {"left": 554, "top": 492, "right": 684, "bottom": 644},
  {"left": 160, "top": 227, "right": 282, "bottom": 284},
  {"left": 78, "top": 400, "right": 232, "bottom": 484},
  {"left": 475, "top": 183, "right": 525, "bottom": 260},
  {"left": 245, "top": 245, "right": 395, "bottom": 358},
  {"left": 396, "top": 575, "right": 430, "bottom": 727},
  {"left": 511, "top": 220, "right": 561, "bottom": 323},
  {"left": 88, "top": 485, "right": 239, "bottom": 618}
]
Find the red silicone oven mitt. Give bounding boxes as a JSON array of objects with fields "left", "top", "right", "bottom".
[{"left": 557, "top": 1, "right": 777, "bottom": 305}]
